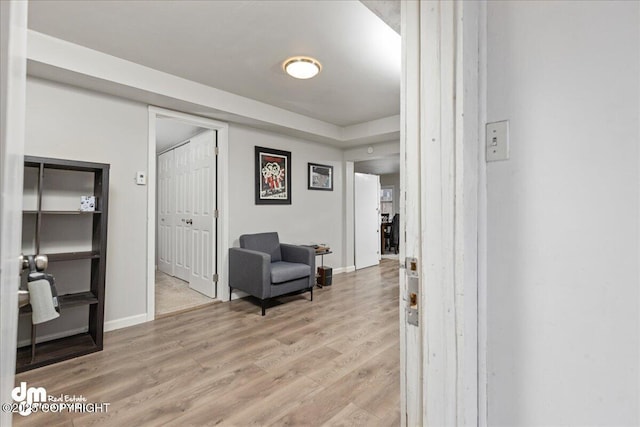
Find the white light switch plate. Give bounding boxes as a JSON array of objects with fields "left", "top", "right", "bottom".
[{"left": 486, "top": 120, "right": 509, "bottom": 162}]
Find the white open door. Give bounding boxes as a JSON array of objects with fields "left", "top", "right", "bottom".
[
  {"left": 0, "top": 1, "right": 27, "bottom": 425},
  {"left": 173, "top": 142, "right": 192, "bottom": 282},
  {"left": 400, "top": 0, "right": 480, "bottom": 425},
  {"left": 354, "top": 173, "right": 380, "bottom": 270},
  {"left": 157, "top": 149, "right": 174, "bottom": 275},
  {"left": 188, "top": 130, "right": 217, "bottom": 298}
]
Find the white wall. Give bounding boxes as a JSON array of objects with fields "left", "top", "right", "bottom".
[
  {"left": 343, "top": 140, "right": 399, "bottom": 161},
  {"left": 486, "top": 1, "right": 639, "bottom": 425},
  {"left": 228, "top": 124, "right": 345, "bottom": 272},
  {"left": 25, "top": 79, "right": 349, "bottom": 329},
  {"left": 25, "top": 77, "right": 149, "bottom": 327}
]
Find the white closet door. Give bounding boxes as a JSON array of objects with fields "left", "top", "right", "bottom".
[
  {"left": 173, "top": 142, "right": 192, "bottom": 282},
  {"left": 188, "top": 130, "right": 217, "bottom": 297},
  {"left": 355, "top": 173, "right": 381, "bottom": 269},
  {"left": 157, "top": 150, "right": 174, "bottom": 275}
]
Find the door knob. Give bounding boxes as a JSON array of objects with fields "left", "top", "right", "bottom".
[
  {"left": 186, "top": 219, "right": 193, "bottom": 225},
  {"left": 35, "top": 254, "right": 48, "bottom": 271}
]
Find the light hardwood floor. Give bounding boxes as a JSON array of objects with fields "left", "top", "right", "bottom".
[{"left": 14, "top": 259, "right": 400, "bottom": 427}]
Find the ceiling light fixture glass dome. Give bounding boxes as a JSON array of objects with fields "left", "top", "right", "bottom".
[{"left": 283, "top": 56, "right": 322, "bottom": 79}]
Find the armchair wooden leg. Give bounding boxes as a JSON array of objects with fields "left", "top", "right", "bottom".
[
  {"left": 310, "top": 287, "right": 313, "bottom": 301},
  {"left": 261, "top": 300, "right": 266, "bottom": 316},
  {"left": 229, "top": 287, "right": 232, "bottom": 301}
]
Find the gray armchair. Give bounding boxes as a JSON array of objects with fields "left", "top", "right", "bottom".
[{"left": 229, "top": 232, "right": 315, "bottom": 315}]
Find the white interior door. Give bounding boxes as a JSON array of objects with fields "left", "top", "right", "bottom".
[
  {"left": 157, "top": 149, "right": 174, "bottom": 275},
  {"left": 188, "top": 130, "right": 217, "bottom": 297},
  {"left": 355, "top": 173, "right": 380, "bottom": 269},
  {"left": 173, "top": 142, "right": 191, "bottom": 282}
]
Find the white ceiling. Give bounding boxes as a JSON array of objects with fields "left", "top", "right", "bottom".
[
  {"left": 28, "top": 0, "right": 401, "bottom": 128},
  {"left": 355, "top": 157, "right": 400, "bottom": 175},
  {"left": 156, "top": 118, "right": 205, "bottom": 153}
]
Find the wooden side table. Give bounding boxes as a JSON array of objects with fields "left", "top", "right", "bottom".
[{"left": 315, "top": 250, "right": 332, "bottom": 288}]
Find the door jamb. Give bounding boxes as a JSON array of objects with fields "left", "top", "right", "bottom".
[
  {"left": 0, "top": 1, "right": 28, "bottom": 423},
  {"left": 400, "top": 0, "right": 485, "bottom": 424},
  {"left": 147, "top": 106, "right": 229, "bottom": 321}
]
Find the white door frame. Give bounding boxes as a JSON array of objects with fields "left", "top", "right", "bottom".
[
  {"left": 0, "top": 1, "right": 28, "bottom": 424},
  {"left": 400, "top": 0, "right": 483, "bottom": 425},
  {"left": 147, "top": 106, "right": 229, "bottom": 321}
]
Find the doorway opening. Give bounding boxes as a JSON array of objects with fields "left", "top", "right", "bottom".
[
  {"left": 147, "top": 107, "right": 230, "bottom": 321},
  {"left": 155, "top": 119, "right": 217, "bottom": 316},
  {"left": 353, "top": 154, "right": 401, "bottom": 268}
]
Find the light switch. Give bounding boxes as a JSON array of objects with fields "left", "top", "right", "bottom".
[
  {"left": 486, "top": 120, "right": 509, "bottom": 162},
  {"left": 136, "top": 171, "right": 147, "bottom": 185}
]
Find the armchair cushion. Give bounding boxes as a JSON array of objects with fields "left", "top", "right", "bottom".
[
  {"left": 271, "top": 261, "right": 311, "bottom": 284},
  {"left": 239, "top": 232, "right": 282, "bottom": 262}
]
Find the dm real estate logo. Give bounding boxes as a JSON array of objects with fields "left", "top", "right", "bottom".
[
  {"left": 6, "top": 382, "right": 110, "bottom": 417},
  {"left": 11, "top": 382, "right": 47, "bottom": 416}
]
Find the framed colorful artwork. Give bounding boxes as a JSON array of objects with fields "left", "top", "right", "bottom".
[{"left": 255, "top": 146, "right": 292, "bottom": 204}]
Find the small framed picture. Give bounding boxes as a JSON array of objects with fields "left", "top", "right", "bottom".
[
  {"left": 255, "top": 146, "right": 292, "bottom": 204},
  {"left": 308, "top": 163, "right": 333, "bottom": 191}
]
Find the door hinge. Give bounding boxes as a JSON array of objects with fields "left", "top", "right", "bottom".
[
  {"left": 214, "top": 209, "right": 219, "bottom": 218},
  {"left": 213, "top": 273, "right": 219, "bottom": 282},
  {"left": 215, "top": 147, "right": 219, "bottom": 156}
]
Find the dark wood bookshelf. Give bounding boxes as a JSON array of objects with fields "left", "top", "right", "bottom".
[
  {"left": 59, "top": 291, "right": 99, "bottom": 307},
  {"left": 19, "top": 291, "right": 99, "bottom": 315},
  {"left": 16, "top": 333, "right": 98, "bottom": 371},
  {"left": 18, "top": 156, "right": 109, "bottom": 373},
  {"left": 46, "top": 251, "right": 101, "bottom": 262},
  {"left": 39, "top": 210, "right": 103, "bottom": 215}
]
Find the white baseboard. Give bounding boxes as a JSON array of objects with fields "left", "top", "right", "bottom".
[
  {"left": 17, "top": 327, "right": 88, "bottom": 348},
  {"left": 333, "top": 266, "right": 355, "bottom": 275},
  {"left": 104, "top": 313, "right": 148, "bottom": 332},
  {"left": 229, "top": 290, "right": 248, "bottom": 301}
]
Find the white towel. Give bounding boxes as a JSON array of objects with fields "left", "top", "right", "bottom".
[{"left": 27, "top": 279, "right": 60, "bottom": 324}]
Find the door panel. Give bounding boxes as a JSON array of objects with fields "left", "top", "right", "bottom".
[
  {"left": 157, "top": 150, "right": 174, "bottom": 275},
  {"left": 189, "top": 130, "right": 216, "bottom": 297},
  {"left": 355, "top": 173, "right": 380, "bottom": 269},
  {"left": 173, "top": 142, "right": 191, "bottom": 282}
]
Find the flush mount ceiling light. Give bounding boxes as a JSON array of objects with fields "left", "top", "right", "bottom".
[{"left": 283, "top": 56, "right": 322, "bottom": 79}]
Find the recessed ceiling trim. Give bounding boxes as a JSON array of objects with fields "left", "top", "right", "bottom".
[{"left": 27, "top": 30, "right": 399, "bottom": 147}]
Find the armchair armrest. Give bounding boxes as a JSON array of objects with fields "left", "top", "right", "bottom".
[
  {"left": 280, "top": 244, "right": 315, "bottom": 268},
  {"left": 229, "top": 248, "right": 271, "bottom": 299},
  {"left": 281, "top": 244, "right": 315, "bottom": 289}
]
